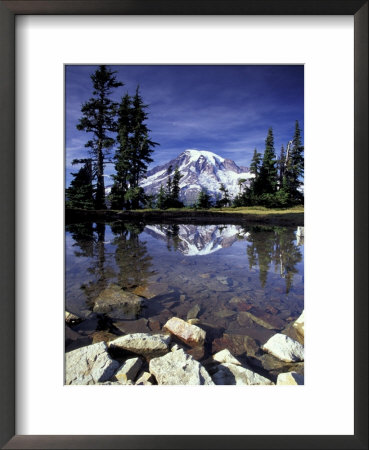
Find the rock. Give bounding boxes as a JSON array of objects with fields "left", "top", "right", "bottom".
[
  {"left": 187, "top": 345, "right": 205, "bottom": 361},
  {"left": 236, "top": 311, "right": 256, "bottom": 328},
  {"left": 91, "top": 330, "right": 118, "bottom": 344},
  {"left": 109, "top": 333, "right": 171, "bottom": 358},
  {"left": 149, "top": 349, "right": 214, "bottom": 385},
  {"left": 262, "top": 333, "right": 304, "bottom": 362},
  {"left": 65, "top": 326, "right": 82, "bottom": 342},
  {"left": 187, "top": 318, "right": 200, "bottom": 325},
  {"left": 239, "top": 309, "right": 285, "bottom": 330},
  {"left": 216, "top": 276, "right": 231, "bottom": 285},
  {"left": 212, "top": 363, "right": 273, "bottom": 385},
  {"left": 214, "top": 309, "right": 236, "bottom": 319},
  {"left": 229, "top": 296, "right": 253, "bottom": 307},
  {"left": 115, "top": 357, "right": 143, "bottom": 384},
  {"left": 277, "top": 371, "right": 304, "bottom": 385},
  {"left": 65, "top": 311, "right": 82, "bottom": 324},
  {"left": 65, "top": 342, "right": 120, "bottom": 385},
  {"left": 187, "top": 304, "right": 200, "bottom": 320},
  {"left": 113, "top": 318, "right": 150, "bottom": 334},
  {"left": 293, "top": 310, "right": 304, "bottom": 337},
  {"left": 212, "top": 334, "right": 259, "bottom": 357},
  {"left": 171, "top": 343, "right": 182, "bottom": 352},
  {"left": 164, "top": 317, "right": 206, "bottom": 347},
  {"left": 133, "top": 283, "right": 172, "bottom": 299},
  {"left": 199, "top": 273, "right": 211, "bottom": 279},
  {"left": 213, "top": 349, "right": 241, "bottom": 366},
  {"left": 93, "top": 285, "right": 144, "bottom": 320},
  {"left": 281, "top": 322, "right": 304, "bottom": 346},
  {"left": 65, "top": 326, "right": 91, "bottom": 351},
  {"left": 136, "top": 371, "right": 154, "bottom": 385},
  {"left": 251, "top": 353, "right": 305, "bottom": 378},
  {"left": 148, "top": 318, "right": 161, "bottom": 332}
]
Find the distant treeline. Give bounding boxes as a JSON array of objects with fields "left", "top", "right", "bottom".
[{"left": 66, "top": 65, "right": 304, "bottom": 211}]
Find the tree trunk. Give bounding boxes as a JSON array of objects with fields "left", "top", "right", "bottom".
[{"left": 95, "top": 144, "right": 106, "bottom": 209}]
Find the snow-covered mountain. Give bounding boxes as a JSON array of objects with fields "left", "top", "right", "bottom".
[
  {"left": 140, "top": 149, "right": 253, "bottom": 205},
  {"left": 144, "top": 224, "right": 249, "bottom": 256}
]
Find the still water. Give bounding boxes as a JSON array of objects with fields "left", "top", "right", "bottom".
[{"left": 65, "top": 221, "right": 304, "bottom": 361}]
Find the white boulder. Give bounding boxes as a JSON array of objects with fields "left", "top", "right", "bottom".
[
  {"left": 65, "top": 342, "right": 120, "bottom": 385},
  {"left": 277, "top": 371, "right": 304, "bottom": 385},
  {"left": 115, "top": 357, "right": 143, "bottom": 384},
  {"left": 109, "top": 333, "right": 171, "bottom": 358},
  {"left": 212, "top": 363, "right": 273, "bottom": 385},
  {"left": 149, "top": 349, "right": 214, "bottom": 385},
  {"left": 262, "top": 333, "right": 304, "bottom": 362},
  {"left": 213, "top": 349, "right": 242, "bottom": 366}
]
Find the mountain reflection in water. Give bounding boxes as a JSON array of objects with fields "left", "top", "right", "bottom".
[{"left": 65, "top": 221, "right": 303, "bottom": 355}]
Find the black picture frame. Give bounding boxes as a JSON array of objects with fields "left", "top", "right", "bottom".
[{"left": 0, "top": 1, "right": 367, "bottom": 449}]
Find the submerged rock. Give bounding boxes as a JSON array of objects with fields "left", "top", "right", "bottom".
[
  {"left": 250, "top": 353, "right": 304, "bottom": 379},
  {"left": 277, "top": 371, "right": 304, "bottom": 385},
  {"left": 93, "top": 285, "right": 144, "bottom": 320},
  {"left": 213, "top": 349, "right": 241, "bottom": 366},
  {"left": 212, "top": 333, "right": 259, "bottom": 357},
  {"left": 113, "top": 318, "right": 150, "bottom": 335},
  {"left": 65, "top": 342, "right": 120, "bottom": 385},
  {"left": 149, "top": 349, "right": 214, "bottom": 385},
  {"left": 239, "top": 309, "right": 284, "bottom": 330},
  {"left": 91, "top": 330, "right": 118, "bottom": 344},
  {"left": 214, "top": 309, "right": 237, "bottom": 319},
  {"left": 115, "top": 357, "right": 143, "bottom": 384},
  {"left": 186, "top": 304, "right": 201, "bottom": 320},
  {"left": 262, "top": 333, "right": 304, "bottom": 362},
  {"left": 164, "top": 317, "right": 206, "bottom": 347},
  {"left": 212, "top": 363, "right": 273, "bottom": 385},
  {"left": 109, "top": 333, "right": 171, "bottom": 358},
  {"left": 187, "top": 318, "right": 200, "bottom": 325},
  {"left": 133, "top": 283, "right": 173, "bottom": 299}
]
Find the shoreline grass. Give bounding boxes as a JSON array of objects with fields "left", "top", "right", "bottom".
[{"left": 66, "top": 205, "right": 304, "bottom": 226}]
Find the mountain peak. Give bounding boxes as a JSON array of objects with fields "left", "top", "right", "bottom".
[
  {"left": 140, "top": 149, "right": 253, "bottom": 205},
  {"left": 181, "top": 149, "right": 225, "bottom": 165}
]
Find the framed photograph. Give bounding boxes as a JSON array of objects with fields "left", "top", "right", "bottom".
[{"left": 0, "top": 1, "right": 367, "bottom": 449}]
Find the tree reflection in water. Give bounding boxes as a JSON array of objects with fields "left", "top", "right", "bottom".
[
  {"left": 110, "top": 221, "right": 154, "bottom": 289},
  {"left": 245, "top": 226, "right": 302, "bottom": 293}
]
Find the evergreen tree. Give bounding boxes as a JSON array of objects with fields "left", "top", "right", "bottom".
[
  {"left": 196, "top": 189, "right": 212, "bottom": 209},
  {"left": 66, "top": 159, "right": 94, "bottom": 209},
  {"left": 288, "top": 120, "right": 304, "bottom": 201},
  {"left": 156, "top": 184, "right": 166, "bottom": 209},
  {"left": 110, "top": 93, "right": 132, "bottom": 209},
  {"left": 159, "top": 165, "right": 184, "bottom": 208},
  {"left": 126, "top": 86, "right": 158, "bottom": 209},
  {"left": 259, "top": 127, "right": 278, "bottom": 194},
  {"left": 77, "top": 65, "right": 123, "bottom": 209},
  {"left": 237, "top": 178, "right": 247, "bottom": 194},
  {"left": 216, "top": 183, "right": 230, "bottom": 207},
  {"left": 277, "top": 144, "right": 286, "bottom": 188},
  {"left": 249, "top": 148, "right": 263, "bottom": 195},
  {"left": 171, "top": 166, "right": 183, "bottom": 206}
]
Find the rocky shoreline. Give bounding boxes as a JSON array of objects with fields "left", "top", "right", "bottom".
[{"left": 65, "top": 311, "right": 304, "bottom": 386}]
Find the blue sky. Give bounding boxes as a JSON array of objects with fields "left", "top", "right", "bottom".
[{"left": 65, "top": 65, "right": 304, "bottom": 186}]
